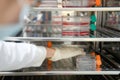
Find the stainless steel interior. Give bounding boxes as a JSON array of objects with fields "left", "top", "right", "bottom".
[{"left": 0, "top": 0, "right": 120, "bottom": 79}]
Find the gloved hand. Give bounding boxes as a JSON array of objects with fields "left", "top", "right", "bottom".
[{"left": 50, "top": 47, "right": 86, "bottom": 61}]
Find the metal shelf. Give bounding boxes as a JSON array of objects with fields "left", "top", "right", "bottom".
[
  {"left": 32, "top": 7, "right": 120, "bottom": 11},
  {"left": 0, "top": 71, "right": 119, "bottom": 76},
  {"left": 4, "top": 37, "right": 120, "bottom": 42}
]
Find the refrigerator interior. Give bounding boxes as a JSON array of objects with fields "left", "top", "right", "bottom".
[
  {"left": 23, "top": 11, "right": 91, "bottom": 38},
  {"left": 1, "top": 41, "right": 119, "bottom": 72},
  {"left": 23, "top": 10, "right": 120, "bottom": 38},
  {"left": 1, "top": 40, "right": 120, "bottom": 79},
  {"left": 1, "top": 0, "right": 120, "bottom": 79}
]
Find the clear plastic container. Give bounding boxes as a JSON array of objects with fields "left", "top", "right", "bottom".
[
  {"left": 52, "top": 11, "right": 62, "bottom": 25},
  {"left": 52, "top": 26, "right": 62, "bottom": 33},
  {"left": 62, "top": 17, "right": 90, "bottom": 26},
  {"left": 62, "top": 31, "right": 90, "bottom": 37},
  {"left": 62, "top": 14, "right": 90, "bottom": 37},
  {"left": 24, "top": 11, "right": 91, "bottom": 38},
  {"left": 106, "top": 0, "right": 120, "bottom": 7},
  {"left": 105, "top": 12, "right": 120, "bottom": 28},
  {"left": 39, "top": 0, "right": 58, "bottom": 8},
  {"left": 62, "top": 0, "right": 97, "bottom": 7},
  {"left": 76, "top": 55, "right": 96, "bottom": 71}
]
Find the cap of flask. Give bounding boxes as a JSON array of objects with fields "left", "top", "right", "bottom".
[{"left": 96, "top": 0, "right": 101, "bottom": 6}]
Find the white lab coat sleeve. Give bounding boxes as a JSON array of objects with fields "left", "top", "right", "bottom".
[{"left": 0, "top": 41, "right": 46, "bottom": 71}]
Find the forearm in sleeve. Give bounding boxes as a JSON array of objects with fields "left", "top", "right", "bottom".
[{"left": 0, "top": 41, "right": 46, "bottom": 71}]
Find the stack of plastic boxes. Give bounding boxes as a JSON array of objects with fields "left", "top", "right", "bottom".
[
  {"left": 40, "top": 0, "right": 58, "bottom": 8},
  {"left": 62, "top": 0, "right": 95, "bottom": 7},
  {"left": 106, "top": 12, "right": 120, "bottom": 28},
  {"left": 51, "top": 11, "right": 62, "bottom": 37},
  {"left": 106, "top": 0, "right": 120, "bottom": 7},
  {"left": 62, "top": 11, "right": 90, "bottom": 37},
  {"left": 24, "top": 11, "right": 42, "bottom": 37},
  {"left": 76, "top": 54, "right": 96, "bottom": 71},
  {"left": 24, "top": 11, "right": 90, "bottom": 37},
  {"left": 24, "top": 0, "right": 94, "bottom": 38}
]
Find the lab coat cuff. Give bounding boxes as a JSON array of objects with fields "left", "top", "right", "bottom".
[{"left": 32, "top": 46, "right": 47, "bottom": 67}]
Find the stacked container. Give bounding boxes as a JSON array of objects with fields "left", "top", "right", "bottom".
[
  {"left": 76, "top": 54, "right": 96, "bottom": 71},
  {"left": 106, "top": 12, "right": 120, "bottom": 29},
  {"left": 62, "top": 0, "right": 100, "bottom": 7},
  {"left": 62, "top": 11, "right": 90, "bottom": 37},
  {"left": 106, "top": 0, "right": 120, "bottom": 7},
  {"left": 51, "top": 11, "right": 63, "bottom": 37}
]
